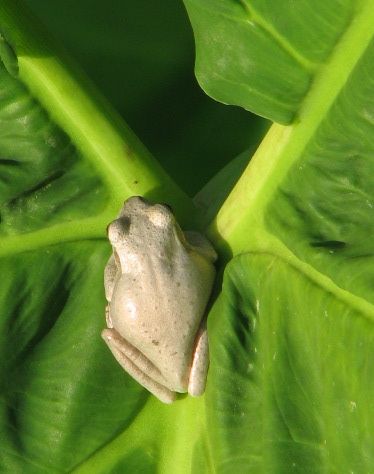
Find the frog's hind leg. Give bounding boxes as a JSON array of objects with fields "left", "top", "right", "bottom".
[
  {"left": 188, "top": 323, "right": 209, "bottom": 397},
  {"left": 102, "top": 328, "right": 176, "bottom": 404}
]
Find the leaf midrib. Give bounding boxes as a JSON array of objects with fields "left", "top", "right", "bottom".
[
  {"left": 238, "top": 0, "right": 319, "bottom": 72},
  {"left": 0, "top": 0, "right": 195, "bottom": 227},
  {"left": 70, "top": 395, "right": 207, "bottom": 474},
  {"left": 239, "top": 234, "right": 374, "bottom": 324},
  {"left": 0, "top": 214, "right": 108, "bottom": 257},
  {"left": 212, "top": 0, "right": 374, "bottom": 255}
]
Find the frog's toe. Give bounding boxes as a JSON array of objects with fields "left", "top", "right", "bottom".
[
  {"left": 188, "top": 325, "right": 209, "bottom": 397},
  {"left": 102, "top": 328, "right": 176, "bottom": 404}
]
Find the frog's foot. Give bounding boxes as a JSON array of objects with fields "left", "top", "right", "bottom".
[
  {"left": 102, "top": 328, "right": 176, "bottom": 404},
  {"left": 184, "top": 231, "right": 217, "bottom": 262},
  {"left": 188, "top": 323, "right": 209, "bottom": 397}
]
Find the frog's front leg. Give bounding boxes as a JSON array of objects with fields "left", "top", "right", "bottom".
[
  {"left": 102, "top": 328, "right": 176, "bottom": 404},
  {"left": 188, "top": 323, "right": 209, "bottom": 397}
]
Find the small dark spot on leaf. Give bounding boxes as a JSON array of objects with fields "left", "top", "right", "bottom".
[
  {"left": 0, "top": 158, "right": 20, "bottom": 167},
  {"left": 125, "top": 145, "right": 134, "bottom": 159},
  {"left": 152, "top": 340, "right": 159, "bottom": 346},
  {"left": 310, "top": 240, "right": 346, "bottom": 250}
]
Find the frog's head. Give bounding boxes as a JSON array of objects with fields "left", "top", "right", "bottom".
[
  {"left": 119, "top": 195, "right": 149, "bottom": 217},
  {"left": 121, "top": 196, "right": 176, "bottom": 231},
  {"left": 107, "top": 196, "right": 148, "bottom": 246},
  {"left": 107, "top": 196, "right": 181, "bottom": 256}
]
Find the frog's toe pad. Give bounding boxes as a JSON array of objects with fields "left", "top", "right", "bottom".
[{"left": 102, "top": 328, "right": 176, "bottom": 404}]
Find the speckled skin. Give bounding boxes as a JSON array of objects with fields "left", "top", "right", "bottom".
[{"left": 102, "top": 196, "right": 217, "bottom": 403}]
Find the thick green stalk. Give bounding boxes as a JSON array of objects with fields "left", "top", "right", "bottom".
[
  {"left": 208, "top": 0, "right": 374, "bottom": 257},
  {"left": 71, "top": 396, "right": 206, "bottom": 474},
  {"left": 0, "top": 0, "right": 195, "bottom": 227}
]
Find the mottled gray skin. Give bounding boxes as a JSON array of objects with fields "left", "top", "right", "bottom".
[{"left": 102, "top": 196, "right": 217, "bottom": 403}]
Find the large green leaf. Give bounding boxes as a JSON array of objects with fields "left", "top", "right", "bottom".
[
  {"left": 264, "top": 40, "right": 374, "bottom": 304},
  {"left": 207, "top": 253, "right": 374, "bottom": 473},
  {"left": 200, "top": 1, "right": 374, "bottom": 472},
  {"left": 0, "top": 47, "right": 147, "bottom": 473},
  {"left": 0, "top": 0, "right": 373, "bottom": 472},
  {"left": 184, "top": 0, "right": 360, "bottom": 123},
  {"left": 25, "top": 0, "right": 267, "bottom": 195},
  {"left": 209, "top": 4, "right": 374, "bottom": 300},
  {"left": 0, "top": 2, "right": 197, "bottom": 472}
]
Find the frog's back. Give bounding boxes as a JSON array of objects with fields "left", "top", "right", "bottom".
[{"left": 111, "top": 253, "right": 215, "bottom": 392}]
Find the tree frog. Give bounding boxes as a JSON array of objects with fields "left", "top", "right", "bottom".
[{"left": 102, "top": 196, "right": 217, "bottom": 403}]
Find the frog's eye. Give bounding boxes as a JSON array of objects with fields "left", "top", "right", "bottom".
[
  {"left": 107, "top": 218, "right": 130, "bottom": 244},
  {"left": 147, "top": 206, "right": 173, "bottom": 228},
  {"left": 120, "top": 216, "right": 131, "bottom": 233}
]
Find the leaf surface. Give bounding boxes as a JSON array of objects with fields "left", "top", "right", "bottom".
[
  {"left": 0, "top": 0, "right": 373, "bottom": 472},
  {"left": 26, "top": 0, "right": 267, "bottom": 195},
  {"left": 198, "top": 1, "right": 374, "bottom": 471},
  {"left": 0, "top": 53, "right": 152, "bottom": 471},
  {"left": 207, "top": 252, "right": 374, "bottom": 473},
  {"left": 184, "top": 0, "right": 358, "bottom": 122},
  {"left": 0, "top": 2, "right": 197, "bottom": 472}
]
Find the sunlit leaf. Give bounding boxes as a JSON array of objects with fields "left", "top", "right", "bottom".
[
  {"left": 208, "top": 253, "right": 374, "bottom": 473},
  {"left": 0, "top": 0, "right": 373, "bottom": 472},
  {"left": 184, "top": 0, "right": 357, "bottom": 123}
]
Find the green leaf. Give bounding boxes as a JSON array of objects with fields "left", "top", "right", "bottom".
[
  {"left": 264, "top": 40, "right": 374, "bottom": 304},
  {"left": 0, "top": 22, "right": 151, "bottom": 473},
  {"left": 184, "top": 0, "right": 360, "bottom": 123},
  {"left": 201, "top": 1, "right": 374, "bottom": 471},
  {"left": 1, "top": 0, "right": 374, "bottom": 472},
  {"left": 0, "top": 62, "right": 108, "bottom": 236},
  {"left": 0, "top": 2, "right": 200, "bottom": 472},
  {"left": 0, "top": 0, "right": 196, "bottom": 227},
  {"left": 26, "top": 0, "right": 267, "bottom": 196},
  {"left": 210, "top": 4, "right": 374, "bottom": 301},
  {"left": 207, "top": 252, "right": 374, "bottom": 473},
  {"left": 0, "top": 244, "right": 149, "bottom": 472}
]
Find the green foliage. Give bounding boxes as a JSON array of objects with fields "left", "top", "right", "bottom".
[
  {"left": 0, "top": 0, "right": 373, "bottom": 473},
  {"left": 265, "top": 40, "right": 374, "bottom": 303},
  {"left": 208, "top": 253, "right": 374, "bottom": 473},
  {"left": 0, "top": 61, "right": 108, "bottom": 234},
  {"left": 184, "top": 0, "right": 355, "bottom": 123},
  {"left": 25, "top": 0, "right": 266, "bottom": 195}
]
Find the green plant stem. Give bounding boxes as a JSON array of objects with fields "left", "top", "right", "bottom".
[
  {"left": 209, "top": 0, "right": 374, "bottom": 257},
  {"left": 0, "top": 0, "right": 195, "bottom": 226},
  {"left": 71, "top": 395, "right": 206, "bottom": 474}
]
